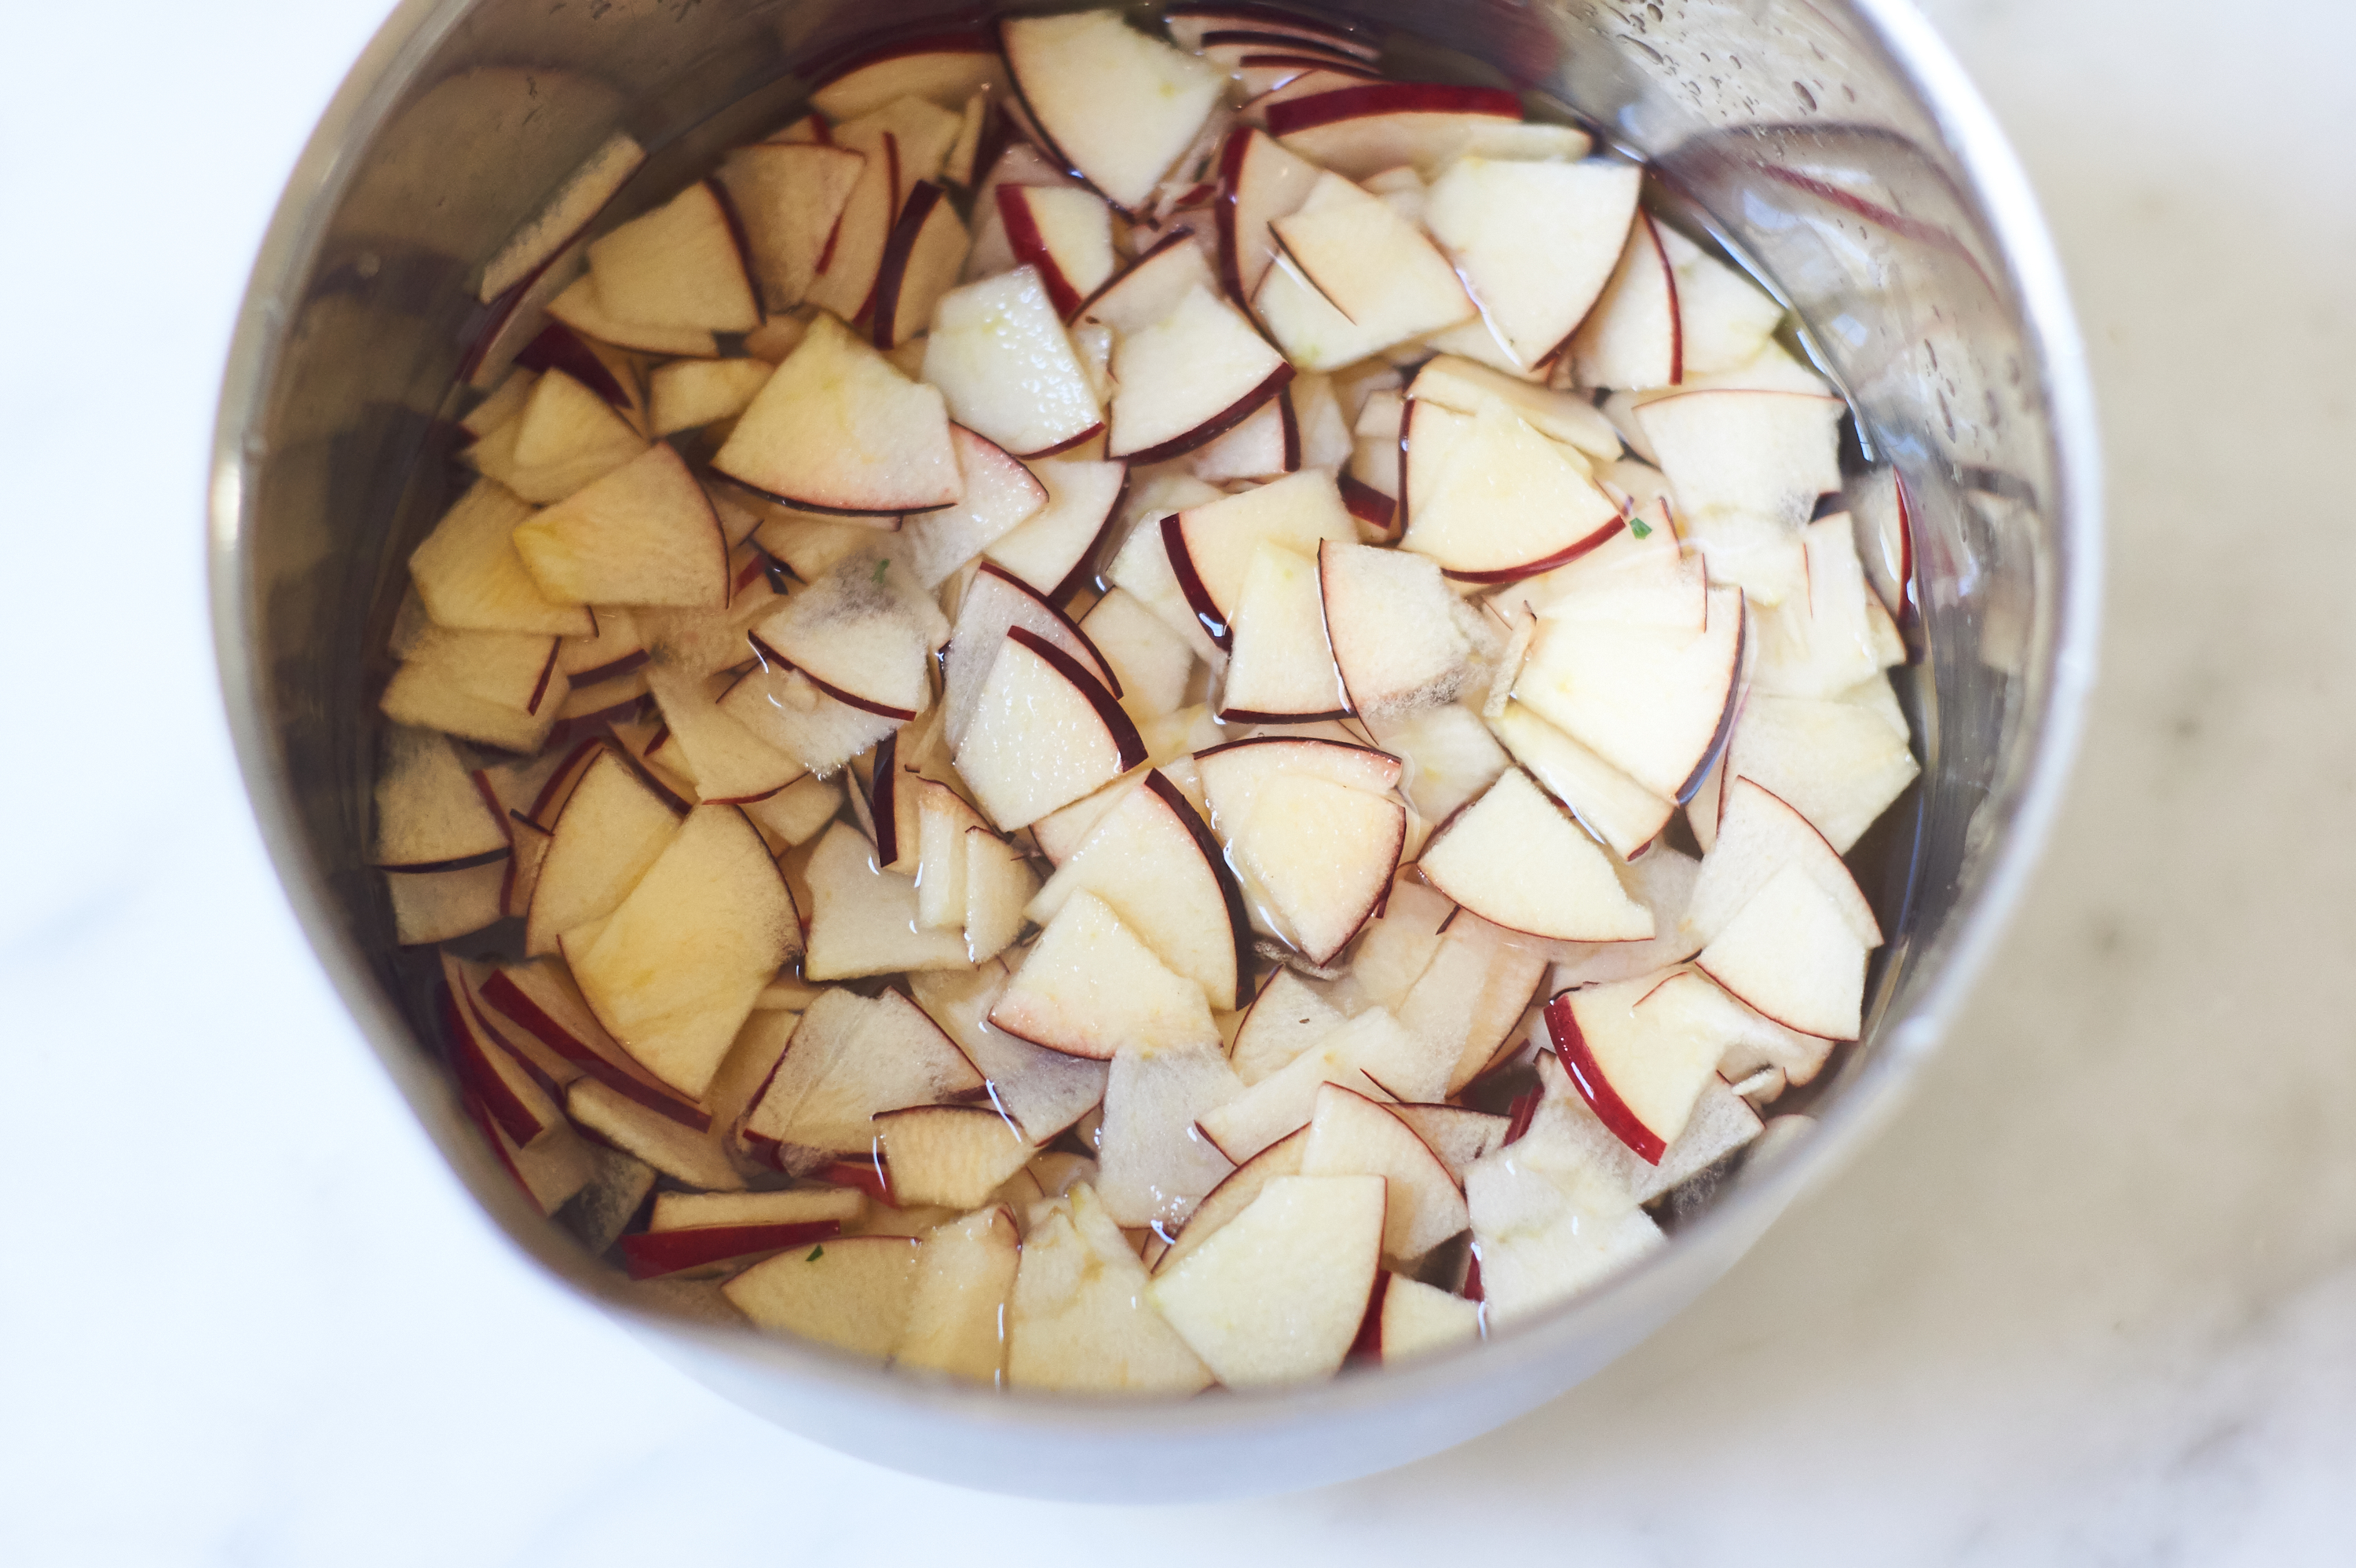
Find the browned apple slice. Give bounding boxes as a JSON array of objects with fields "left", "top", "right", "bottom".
[
  {"left": 714, "top": 141, "right": 866, "bottom": 313},
  {"left": 408, "top": 478, "right": 595, "bottom": 637},
  {"left": 871, "top": 181, "right": 971, "bottom": 349},
  {"left": 566, "top": 804, "right": 800, "bottom": 1100},
  {"left": 509, "top": 444, "right": 730, "bottom": 609},
  {"left": 1417, "top": 768, "right": 1654, "bottom": 943},
  {"left": 992, "top": 890, "right": 1220, "bottom": 1059},
  {"left": 999, "top": 10, "right": 1227, "bottom": 212},
  {"left": 953, "top": 627, "right": 1143, "bottom": 830},
  {"left": 714, "top": 313, "right": 960, "bottom": 515},
  {"left": 744, "top": 986, "right": 983, "bottom": 1165},
  {"left": 1148, "top": 1173, "right": 1385, "bottom": 1387},
  {"left": 586, "top": 179, "right": 760, "bottom": 333},
  {"left": 873, "top": 1106, "right": 1037, "bottom": 1208},
  {"left": 1108, "top": 285, "right": 1293, "bottom": 463},
  {"left": 724, "top": 1234, "right": 923, "bottom": 1358},
  {"left": 523, "top": 745, "right": 682, "bottom": 955},
  {"left": 1026, "top": 769, "right": 1249, "bottom": 1011}
]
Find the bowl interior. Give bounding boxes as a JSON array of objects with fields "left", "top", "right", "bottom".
[{"left": 210, "top": 0, "right": 2095, "bottom": 1498}]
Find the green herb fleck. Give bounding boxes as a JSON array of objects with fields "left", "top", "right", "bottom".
[
  {"left": 806, "top": 1245, "right": 825, "bottom": 1262},
  {"left": 871, "top": 557, "right": 891, "bottom": 586},
  {"left": 1628, "top": 517, "right": 1653, "bottom": 539}
]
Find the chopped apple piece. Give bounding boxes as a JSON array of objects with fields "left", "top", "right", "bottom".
[
  {"left": 510, "top": 444, "right": 729, "bottom": 609},
  {"left": 942, "top": 563, "right": 1119, "bottom": 751},
  {"left": 1078, "top": 228, "right": 1220, "bottom": 336},
  {"left": 719, "top": 665, "right": 902, "bottom": 777},
  {"left": 744, "top": 986, "right": 983, "bottom": 1164},
  {"left": 1417, "top": 768, "right": 1653, "bottom": 943},
  {"left": 1399, "top": 401, "right": 1622, "bottom": 582},
  {"left": 922, "top": 267, "right": 1106, "bottom": 459},
  {"left": 1301, "top": 1081, "right": 1468, "bottom": 1259},
  {"left": 999, "top": 10, "right": 1227, "bottom": 211},
  {"left": 1108, "top": 285, "right": 1293, "bottom": 463},
  {"left": 644, "top": 663, "right": 807, "bottom": 804},
  {"left": 715, "top": 313, "right": 960, "bottom": 515},
  {"left": 1544, "top": 972, "right": 1732, "bottom": 1163},
  {"left": 647, "top": 357, "right": 774, "bottom": 437},
  {"left": 1228, "top": 968, "right": 1345, "bottom": 1086},
  {"left": 543, "top": 273, "right": 719, "bottom": 361},
  {"left": 1696, "top": 863, "right": 1870, "bottom": 1041},
  {"left": 895, "top": 1205, "right": 1021, "bottom": 1382},
  {"left": 1150, "top": 1174, "right": 1385, "bottom": 1387},
  {"left": 871, "top": 181, "right": 972, "bottom": 349},
  {"left": 725, "top": 1234, "right": 922, "bottom": 1357},
  {"left": 913, "top": 781, "right": 988, "bottom": 930},
  {"left": 992, "top": 890, "right": 1220, "bottom": 1058},
  {"left": 1264, "top": 82, "right": 1526, "bottom": 179},
  {"left": 1488, "top": 700, "right": 1674, "bottom": 860},
  {"left": 751, "top": 550, "right": 935, "bottom": 720},
  {"left": 1750, "top": 513, "right": 1883, "bottom": 700},
  {"left": 900, "top": 427, "right": 1049, "bottom": 589},
  {"left": 1007, "top": 1184, "right": 1213, "bottom": 1393},
  {"left": 873, "top": 1106, "right": 1036, "bottom": 1208},
  {"left": 380, "top": 626, "right": 567, "bottom": 754},
  {"left": 524, "top": 746, "right": 681, "bottom": 955},
  {"left": 1187, "top": 386, "right": 1299, "bottom": 483},
  {"left": 1633, "top": 388, "right": 1842, "bottom": 598},
  {"left": 1219, "top": 543, "right": 1348, "bottom": 723},
  {"left": 587, "top": 180, "right": 758, "bottom": 333},
  {"left": 1253, "top": 174, "right": 1473, "bottom": 370},
  {"left": 1376, "top": 1272, "right": 1481, "bottom": 1361},
  {"left": 1513, "top": 584, "right": 1745, "bottom": 802},
  {"left": 1406, "top": 354, "right": 1624, "bottom": 462},
  {"left": 1198, "top": 1007, "right": 1441, "bottom": 1162},
  {"left": 371, "top": 727, "right": 509, "bottom": 870},
  {"left": 982, "top": 455, "right": 1127, "bottom": 602},
  {"left": 565, "top": 1076, "right": 745, "bottom": 1191},
  {"left": 963, "top": 828, "right": 1039, "bottom": 962},
  {"left": 1423, "top": 156, "right": 1641, "bottom": 371},
  {"left": 1683, "top": 776, "right": 1881, "bottom": 950},
  {"left": 1656, "top": 223, "right": 1787, "bottom": 375},
  {"left": 715, "top": 142, "right": 865, "bottom": 312},
  {"left": 1214, "top": 126, "right": 1323, "bottom": 302},
  {"left": 1388, "top": 1103, "right": 1509, "bottom": 1185},
  {"left": 1080, "top": 587, "right": 1196, "bottom": 722},
  {"left": 1392, "top": 909, "right": 1550, "bottom": 1093},
  {"left": 802, "top": 821, "right": 975, "bottom": 979},
  {"left": 997, "top": 184, "right": 1116, "bottom": 317},
  {"left": 1151, "top": 1125, "right": 1306, "bottom": 1277},
  {"left": 1570, "top": 208, "right": 1681, "bottom": 389},
  {"left": 408, "top": 478, "right": 595, "bottom": 637},
  {"left": 1465, "top": 1136, "right": 1662, "bottom": 1329},
  {"left": 1026, "top": 769, "right": 1249, "bottom": 1010},
  {"left": 479, "top": 130, "right": 646, "bottom": 302},
  {"left": 954, "top": 627, "right": 1144, "bottom": 830},
  {"left": 1096, "top": 1045, "right": 1245, "bottom": 1226},
  {"left": 909, "top": 965, "right": 1109, "bottom": 1143},
  {"left": 743, "top": 771, "right": 843, "bottom": 849},
  {"left": 1227, "top": 769, "right": 1403, "bottom": 963},
  {"left": 1364, "top": 703, "right": 1509, "bottom": 829},
  {"left": 1319, "top": 540, "right": 1484, "bottom": 718}
]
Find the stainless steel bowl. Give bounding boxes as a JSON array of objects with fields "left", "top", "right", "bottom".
[{"left": 209, "top": 0, "right": 2099, "bottom": 1500}]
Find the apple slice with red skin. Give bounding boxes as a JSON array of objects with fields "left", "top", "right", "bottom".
[
  {"left": 372, "top": 727, "right": 510, "bottom": 872},
  {"left": 749, "top": 550, "right": 938, "bottom": 721},
  {"left": 899, "top": 426, "right": 1050, "bottom": 590},
  {"left": 1255, "top": 172, "right": 1476, "bottom": 371},
  {"left": 1418, "top": 768, "right": 1655, "bottom": 944},
  {"left": 1164, "top": 468, "right": 1358, "bottom": 648},
  {"left": 1406, "top": 353, "right": 1626, "bottom": 463},
  {"left": 1318, "top": 540, "right": 1483, "bottom": 718},
  {"left": 1372, "top": 1271, "right": 1482, "bottom": 1362},
  {"left": 1545, "top": 971, "right": 1733, "bottom": 1164},
  {"left": 1264, "top": 82, "right": 1525, "bottom": 179},
  {"left": 1079, "top": 587, "right": 1194, "bottom": 721},
  {"left": 1227, "top": 968, "right": 1344, "bottom": 1087},
  {"left": 1107, "top": 285, "right": 1293, "bottom": 464},
  {"left": 1224, "top": 767, "right": 1403, "bottom": 964},
  {"left": 643, "top": 662, "right": 807, "bottom": 805},
  {"left": 1388, "top": 1103, "right": 1509, "bottom": 1186},
  {"left": 1301, "top": 1080, "right": 1468, "bottom": 1260},
  {"left": 1696, "top": 862, "right": 1872, "bottom": 1042},
  {"left": 942, "top": 563, "right": 1121, "bottom": 749},
  {"left": 1399, "top": 400, "right": 1626, "bottom": 583},
  {"left": 715, "top": 313, "right": 960, "bottom": 516},
  {"left": 998, "top": 10, "right": 1228, "bottom": 212},
  {"left": 565, "top": 1073, "right": 745, "bottom": 1190},
  {"left": 1165, "top": 4, "right": 1380, "bottom": 60},
  {"left": 715, "top": 141, "right": 865, "bottom": 313},
  {"left": 909, "top": 963, "right": 1110, "bottom": 1146},
  {"left": 991, "top": 890, "right": 1221, "bottom": 1059},
  {"left": 982, "top": 455, "right": 1128, "bottom": 605},
  {"left": 872, "top": 1105, "right": 1037, "bottom": 1208},
  {"left": 477, "top": 960, "right": 707, "bottom": 1130},
  {"left": 1571, "top": 207, "right": 1682, "bottom": 390},
  {"left": 725, "top": 1233, "right": 923, "bottom": 1357},
  {"left": 524, "top": 744, "right": 681, "bottom": 956},
  {"left": 441, "top": 978, "right": 558, "bottom": 1148},
  {"left": 1219, "top": 542, "right": 1350, "bottom": 724},
  {"left": 586, "top": 179, "right": 760, "bottom": 333},
  {"left": 1422, "top": 155, "right": 1641, "bottom": 372},
  {"left": 1198, "top": 1007, "right": 1443, "bottom": 1163},
  {"left": 409, "top": 477, "right": 595, "bottom": 637},
  {"left": 380, "top": 626, "right": 569, "bottom": 755},
  {"left": 1722, "top": 687, "right": 1919, "bottom": 854},
  {"left": 996, "top": 184, "right": 1116, "bottom": 318},
  {"left": 718, "top": 664, "right": 902, "bottom": 777},
  {"left": 1390, "top": 909, "right": 1551, "bottom": 1094},
  {"left": 870, "top": 181, "right": 971, "bottom": 349},
  {"left": 1152, "top": 1124, "right": 1306, "bottom": 1276},
  {"left": 1515, "top": 584, "right": 1747, "bottom": 803},
  {"left": 1214, "top": 126, "right": 1323, "bottom": 304},
  {"left": 512, "top": 443, "right": 730, "bottom": 609},
  {"left": 954, "top": 626, "right": 1144, "bottom": 831},
  {"left": 923, "top": 267, "right": 1106, "bottom": 459},
  {"left": 1524, "top": 1044, "right": 1763, "bottom": 1205},
  {"left": 744, "top": 987, "right": 984, "bottom": 1168},
  {"left": 1197, "top": 735, "right": 1403, "bottom": 838},
  {"left": 621, "top": 1186, "right": 864, "bottom": 1280},
  {"left": 1489, "top": 700, "right": 1674, "bottom": 861},
  {"left": 1148, "top": 1173, "right": 1385, "bottom": 1387},
  {"left": 1075, "top": 228, "right": 1219, "bottom": 338},
  {"left": 1187, "top": 386, "right": 1299, "bottom": 483},
  {"left": 1026, "top": 769, "right": 1249, "bottom": 1011},
  {"left": 809, "top": 32, "right": 1006, "bottom": 121}
]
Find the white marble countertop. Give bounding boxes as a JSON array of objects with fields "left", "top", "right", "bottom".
[{"left": 4, "top": 0, "right": 2351, "bottom": 1559}]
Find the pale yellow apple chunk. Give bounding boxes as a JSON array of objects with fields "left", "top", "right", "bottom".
[
  {"left": 802, "top": 821, "right": 975, "bottom": 980},
  {"left": 1007, "top": 1185, "right": 1213, "bottom": 1394},
  {"left": 724, "top": 1234, "right": 921, "bottom": 1358},
  {"left": 872, "top": 1106, "right": 1036, "bottom": 1210},
  {"left": 1150, "top": 1174, "right": 1386, "bottom": 1388},
  {"left": 525, "top": 748, "right": 680, "bottom": 956},
  {"left": 713, "top": 313, "right": 960, "bottom": 514},
  {"left": 408, "top": 477, "right": 594, "bottom": 636},
  {"left": 990, "top": 891, "right": 1219, "bottom": 1058},
  {"left": 1231, "top": 771, "right": 1403, "bottom": 965},
  {"left": 1696, "top": 862, "right": 1868, "bottom": 1041},
  {"left": 1378, "top": 1274, "right": 1481, "bottom": 1362},
  {"left": 1301, "top": 1081, "right": 1469, "bottom": 1260},
  {"left": 587, "top": 181, "right": 759, "bottom": 332},
  {"left": 512, "top": 443, "right": 730, "bottom": 608},
  {"left": 570, "top": 804, "right": 801, "bottom": 1101},
  {"left": 1418, "top": 769, "right": 1653, "bottom": 943},
  {"left": 895, "top": 1206, "right": 1020, "bottom": 1383}
]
